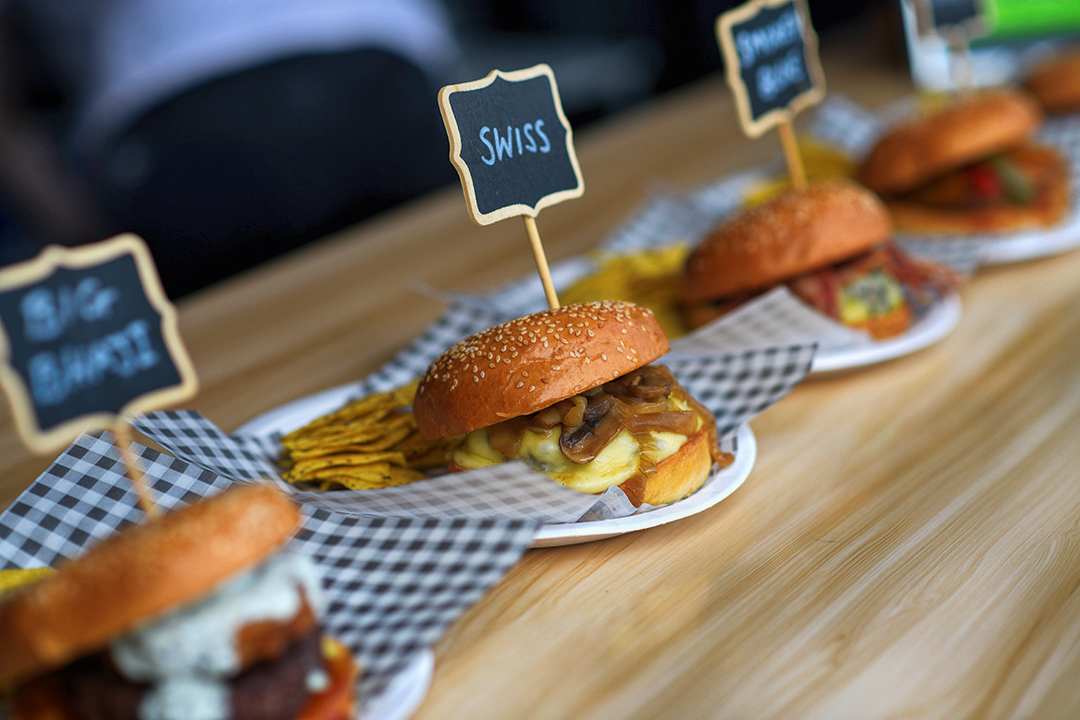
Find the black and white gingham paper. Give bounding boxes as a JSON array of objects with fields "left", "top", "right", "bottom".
[
  {"left": 0, "top": 431, "right": 537, "bottom": 701},
  {"left": 669, "top": 287, "right": 866, "bottom": 355},
  {"left": 587, "top": 97, "right": 984, "bottom": 277},
  {"left": 667, "top": 343, "right": 816, "bottom": 440},
  {"left": 127, "top": 290, "right": 816, "bottom": 526},
  {"left": 805, "top": 93, "right": 1080, "bottom": 267},
  {"left": 135, "top": 318, "right": 797, "bottom": 521},
  {"left": 135, "top": 411, "right": 605, "bottom": 523}
]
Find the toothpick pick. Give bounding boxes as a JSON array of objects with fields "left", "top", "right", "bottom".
[
  {"left": 946, "top": 31, "right": 976, "bottom": 96},
  {"left": 778, "top": 120, "right": 807, "bottom": 191},
  {"left": 114, "top": 424, "right": 161, "bottom": 519},
  {"left": 523, "top": 216, "right": 560, "bottom": 310}
]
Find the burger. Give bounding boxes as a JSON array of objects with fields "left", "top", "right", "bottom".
[
  {"left": 1025, "top": 50, "right": 1080, "bottom": 114},
  {"left": 412, "top": 301, "right": 729, "bottom": 507},
  {"left": 858, "top": 89, "right": 1069, "bottom": 233},
  {"left": 0, "top": 484, "right": 357, "bottom": 720},
  {"left": 679, "top": 180, "right": 958, "bottom": 340}
]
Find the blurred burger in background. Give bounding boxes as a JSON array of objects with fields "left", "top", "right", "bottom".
[
  {"left": 680, "top": 180, "right": 958, "bottom": 339},
  {"left": 1025, "top": 50, "right": 1080, "bottom": 114},
  {"left": 0, "top": 484, "right": 357, "bottom": 720},
  {"left": 858, "top": 89, "right": 1069, "bottom": 233},
  {"left": 413, "top": 301, "right": 730, "bottom": 507}
]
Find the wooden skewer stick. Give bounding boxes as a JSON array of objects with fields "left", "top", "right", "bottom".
[
  {"left": 523, "top": 215, "right": 560, "bottom": 310},
  {"left": 114, "top": 424, "right": 161, "bottom": 519},
  {"left": 777, "top": 120, "right": 807, "bottom": 191},
  {"left": 946, "top": 32, "right": 976, "bottom": 95}
]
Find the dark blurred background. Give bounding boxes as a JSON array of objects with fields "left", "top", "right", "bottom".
[{"left": 0, "top": 0, "right": 899, "bottom": 298}]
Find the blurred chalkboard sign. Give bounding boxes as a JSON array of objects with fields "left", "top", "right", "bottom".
[
  {"left": 913, "top": 0, "right": 989, "bottom": 38},
  {"left": 716, "top": 0, "right": 826, "bottom": 138},
  {"left": 439, "top": 64, "right": 584, "bottom": 226},
  {"left": 0, "top": 234, "right": 197, "bottom": 452}
]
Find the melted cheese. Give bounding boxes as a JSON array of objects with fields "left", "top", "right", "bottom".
[{"left": 452, "top": 399, "right": 698, "bottom": 494}]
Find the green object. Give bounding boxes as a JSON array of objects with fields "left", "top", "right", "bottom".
[
  {"left": 984, "top": 0, "right": 1080, "bottom": 38},
  {"left": 840, "top": 271, "right": 905, "bottom": 324},
  {"left": 988, "top": 155, "right": 1036, "bottom": 205}
]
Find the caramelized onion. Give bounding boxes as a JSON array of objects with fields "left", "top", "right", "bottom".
[
  {"left": 561, "top": 395, "right": 587, "bottom": 429},
  {"left": 625, "top": 410, "right": 698, "bottom": 436},
  {"left": 531, "top": 402, "right": 567, "bottom": 430},
  {"left": 487, "top": 419, "right": 525, "bottom": 459}
]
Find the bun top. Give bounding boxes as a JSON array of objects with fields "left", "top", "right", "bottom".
[
  {"left": 413, "top": 301, "right": 669, "bottom": 439},
  {"left": 1025, "top": 51, "right": 1080, "bottom": 113},
  {"left": 859, "top": 89, "right": 1043, "bottom": 195},
  {"left": 680, "top": 180, "right": 892, "bottom": 304},
  {"left": 0, "top": 483, "right": 300, "bottom": 687}
]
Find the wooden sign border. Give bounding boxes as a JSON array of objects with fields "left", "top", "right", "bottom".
[
  {"left": 439, "top": 63, "right": 585, "bottom": 226},
  {"left": 0, "top": 233, "right": 199, "bottom": 453},
  {"left": 910, "top": 0, "right": 989, "bottom": 40},
  {"left": 716, "top": 0, "right": 826, "bottom": 139}
]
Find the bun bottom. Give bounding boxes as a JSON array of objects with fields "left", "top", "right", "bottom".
[
  {"left": 10, "top": 636, "right": 358, "bottom": 720},
  {"left": 629, "top": 429, "right": 715, "bottom": 507}
]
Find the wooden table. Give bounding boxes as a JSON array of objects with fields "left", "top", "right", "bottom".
[{"left": 4, "top": 41, "right": 1080, "bottom": 720}]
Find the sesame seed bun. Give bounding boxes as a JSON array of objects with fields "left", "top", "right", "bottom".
[
  {"left": 859, "top": 90, "right": 1043, "bottom": 196},
  {"left": 0, "top": 483, "right": 301, "bottom": 688},
  {"left": 413, "top": 301, "right": 669, "bottom": 440},
  {"left": 680, "top": 181, "right": 893, "bottom": 304},
  {"left": 1025, "top": 51, "right": 1080, "bottom": 113}
]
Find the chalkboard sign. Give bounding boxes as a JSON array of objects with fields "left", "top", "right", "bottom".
[
  {"left": 0, "top": 234, "right": 198, "bottom": 452},
  {"left": 716, "top": 0, "right": 826, "bottom": 138},
  {"left": 912, "top": 0, "right": 988, "bottom": 38},
  {"left": 439, "top": 64, "right": 584, "bottom": 225}
]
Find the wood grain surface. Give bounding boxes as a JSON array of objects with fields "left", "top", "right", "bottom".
[{"left": 2, "top": 37, "right": 1079, "bottom": 720}]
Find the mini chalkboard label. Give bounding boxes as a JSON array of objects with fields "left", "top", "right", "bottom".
[
  {"left": 716, "top": 0, "right": 826, "bottom": 138},
  {"left": 0, "top": 234, "right": 198, "bottom": 452},
  {"left": 913, "top": 0, "right": 987, "bottom": 38},
  {"left": 439, "top": 64, "right": 584, "bottom": 226}
]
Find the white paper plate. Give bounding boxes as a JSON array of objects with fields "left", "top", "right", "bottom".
[
  {"left": 363, "top": 650, "right": 434, "bottom": 720},
  {"left": 531, "top": 422, "right": 755, "bottom": 547},
  {"left": 236, "top": 382, "right": 371, "bottom": 439},
  {"left": 967, "top": 223, "right": 1080, "bottom": 265},
  {"left": 810, "top": 290, "right": 962, "bottom": 375},
  {"left": 237, "top": 392, "right": 756, "bottom": 549}
]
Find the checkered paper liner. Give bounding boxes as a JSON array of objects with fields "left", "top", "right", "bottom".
[
  {"left": 0, "top": 431, "right": 537, "bottom": 704},
  {"left": 593, "top": 167, "right": 984, "bottom": 280},
  {"left": 134, "top": 317, "right": 813, "bottom": 524},
  {"left": 804, "top": 94, "right": 1080, "bottom": 264}
]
